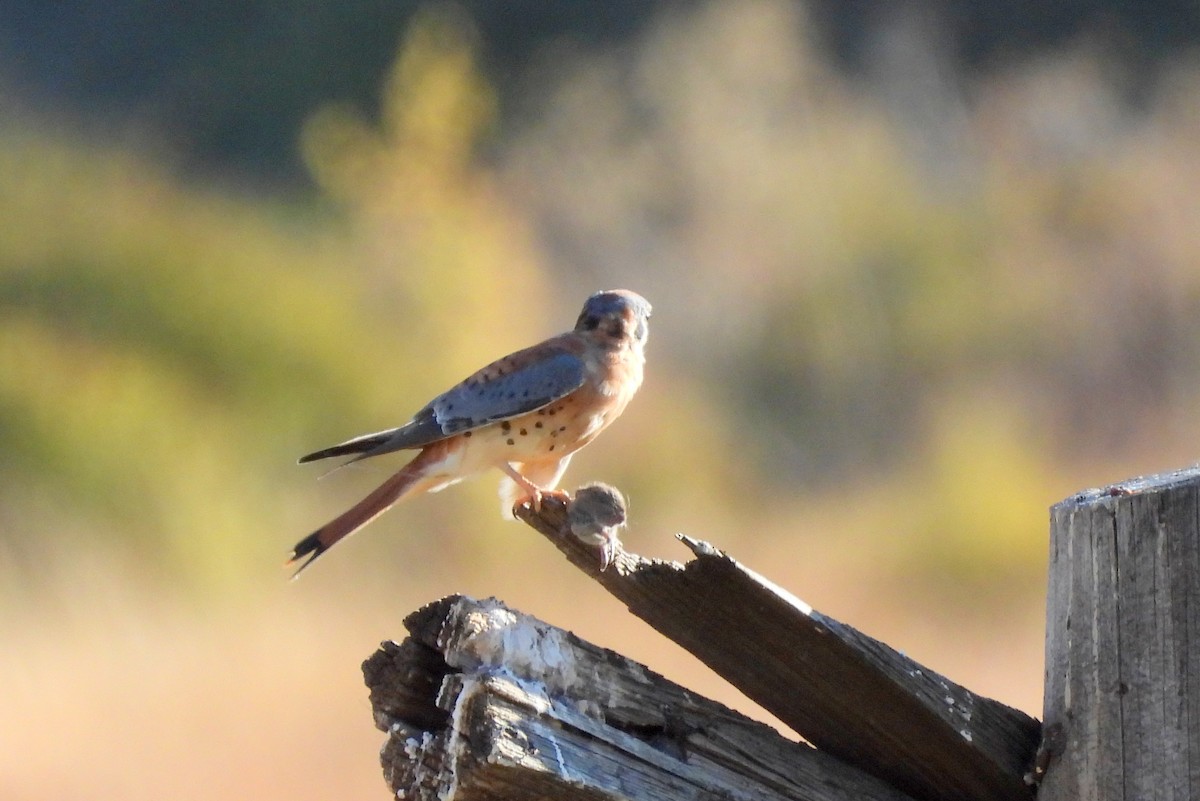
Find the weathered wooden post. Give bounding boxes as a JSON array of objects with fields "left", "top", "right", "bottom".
[{"left": 1041, "top": 468, "right": 1200, "bottom": 799}]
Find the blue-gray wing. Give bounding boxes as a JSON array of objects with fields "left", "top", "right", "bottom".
[
  {"left": 298, "top": 348, "right": 587, "bottom": 465},
  {"left": 432, "top": 349, "right": 586, "bottom": 434}
]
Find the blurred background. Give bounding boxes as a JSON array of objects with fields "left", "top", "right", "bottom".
[{"left": 3, "top": 1, "right": 1200, "bottom": 798}]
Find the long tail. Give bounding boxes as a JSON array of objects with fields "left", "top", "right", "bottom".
[
  {"left": 288, "top": 447, "right": 442, "bottom": 576},
  {"left": 298, "top": 411, "right": 442, "bottom": 465},
  {"left": 297, "top": 428, "right": 399, "bottom": 464}
]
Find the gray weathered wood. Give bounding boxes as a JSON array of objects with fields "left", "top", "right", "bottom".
[
  {"left": 1040, "top": 468, "right": 1200, "bottom": 800},
  {"left": 515, "top": 496, "right": 1041, "bottom": 801},
  {"left": 365, "top": 594, "right": 920, "bottom": 801}
]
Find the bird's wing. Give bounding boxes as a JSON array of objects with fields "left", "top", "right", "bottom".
[
  {"left": 431, "top": 347, "right": 586, "bottom": 434},
  {"left": 298, "top": 345, "right": 587, "bottom": 464}
]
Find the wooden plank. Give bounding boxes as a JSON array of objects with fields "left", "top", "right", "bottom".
[
  {"left": 365, "top": 595, "right": 919, "bottom": 801},
  {"left": 1040, "top": 468, "right": 1200, "bottom": 800},
  {"left": 515, "top": 494, "right": 1041, "bottom": 801}
]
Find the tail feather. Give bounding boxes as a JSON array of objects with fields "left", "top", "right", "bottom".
[
  {"left": 288, "top": 448, "right": 443, "bottom": 577},
  {"left": 287, "top": 531, "right": 328, "bottom": 575},
  {"left": 298, "top": 429, "right": 398, "bottom": 464}
]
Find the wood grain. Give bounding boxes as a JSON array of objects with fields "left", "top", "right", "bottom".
[
  {"left": 1041, "top": 468, "right": 1200, "bottom": 800},
  {"left": 515, "top": 495, "right": 1041, "bottom": 801},
  {"left": 366, "top": 595, "right": 918, "bottom": 801}
]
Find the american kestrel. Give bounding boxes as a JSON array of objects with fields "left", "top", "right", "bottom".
[{"left": 288, "top": 289, "right": 651, "bottom": 574}]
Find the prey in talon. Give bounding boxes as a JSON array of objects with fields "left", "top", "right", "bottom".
[
  {"left": 288, "top": 290, "right": 651, "bottom": 575},
  {"left": 568, "top": 482, "right": 629, "bottom": 571}
]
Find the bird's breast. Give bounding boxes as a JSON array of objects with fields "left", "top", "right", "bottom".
[{"left": 469, "top": 381, "right": 632, "bottom": 466}]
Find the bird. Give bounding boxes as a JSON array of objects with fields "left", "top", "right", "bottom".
[
  {"left": 288, "top": 289, "right": 651, "bottom": 575},
  {"left": 567, "top": 482, "right": 628, "bottom": 571}
]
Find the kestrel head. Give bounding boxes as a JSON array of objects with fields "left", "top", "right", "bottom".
[{"left": 576, "top": 289, "right": 652, "bottom": 347}]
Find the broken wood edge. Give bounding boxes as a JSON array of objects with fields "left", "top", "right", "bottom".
[
  {"left": 1055, "top": 465, "right": 1200, "bottom": 508},
  {"left": 366, "top": 594, "right": 920, "bottom": 801},
  {"left": 515, "top": 493, "right": 1042, "bottom": 801}
]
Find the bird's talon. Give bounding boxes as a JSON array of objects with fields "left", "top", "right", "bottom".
[{"left": 516, "top": 488, "right": 570, "bottom": 516}]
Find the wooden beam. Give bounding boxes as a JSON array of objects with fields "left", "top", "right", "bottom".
[
  {"left": 515, "top": 493, "right": 1041, "bottom": 801},
  {"left": 1040, "top": 468, "right": 1200, "bottom": 799},
  {"left": 365, "top": 595, "right": 919, "bottom": 801}
]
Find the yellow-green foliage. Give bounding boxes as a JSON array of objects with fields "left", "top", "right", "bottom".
[
  {"left": 0, "top": 12, "right": 552, "bottom": 589},
  {"left": 4, "top": 4, "right": 1200, "bottom": 603},
  {"left": 9, "top": 9, "right": 1200, "bottom": 795},
  {"left": 0, "top": 130, "right": 390, "bottom": 584}
]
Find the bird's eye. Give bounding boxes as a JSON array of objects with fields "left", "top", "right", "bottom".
[{"left": 582, "top": 315, "right": 601, "bottom": 331}]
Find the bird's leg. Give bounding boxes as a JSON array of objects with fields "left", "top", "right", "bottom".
[
  {"left": 502, "top": 462, "right": 546, "bottom": 509},
  {"left": 502, "top": 462, "right": 569, "bottom": 512}
]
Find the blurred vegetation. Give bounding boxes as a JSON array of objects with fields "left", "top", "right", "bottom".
[
  {"left": 1, "top": 0, "right": 1199, "bottom": 595},
  {"left": 0, "top": 8, "right": 556, "bottom": 592},
  {"left": 4, "top": 3, "right": 1200, "bottom": 798},
  {"left": 3, "top": 1, "right": 1195, "bottom": 184}
]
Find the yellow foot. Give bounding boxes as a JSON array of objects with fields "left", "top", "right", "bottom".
[{"left": 514, "top": 488, "right": 570, "bottom": 515}]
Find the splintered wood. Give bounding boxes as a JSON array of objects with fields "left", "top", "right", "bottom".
[
  {"left": 363, "top": 467, "right": 1200, "bottom": 801},
  {"left": 365, "top": 595, "right": 916, "bottom": 801},
  {"left": 515, "top": 495, "right": 1040, "bottom": 801}
]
